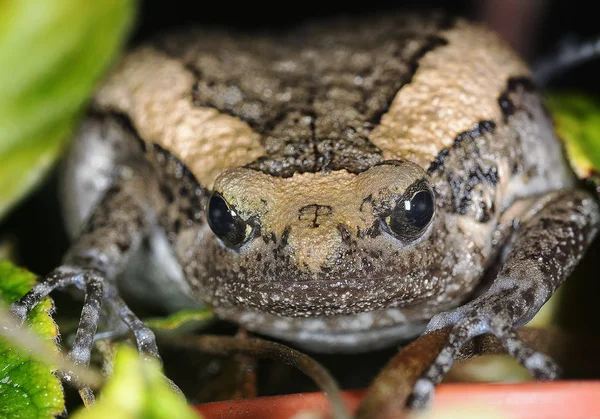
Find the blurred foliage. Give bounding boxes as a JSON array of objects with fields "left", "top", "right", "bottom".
[
  {"left": 0, "top": 261, "right": 201, "bottom": 418},
  {"left": 0, "top": 261, "right": 64, "bottom": 418},
  {"left": 546, "top": 92, "right": 600, "bottom": 193},
  {"left": 72, "top": 346, "right": 200, "bottom": 419},
  {"left": 145, "top": 308, "right": 214, "bottom": 334},
  {"left": 0, "top": 0, "right": 136, "bottom": 220}
]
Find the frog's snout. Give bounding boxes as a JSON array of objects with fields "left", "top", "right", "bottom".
[{"left": 284, "top": 219, "right": 350, "bottom": 273}]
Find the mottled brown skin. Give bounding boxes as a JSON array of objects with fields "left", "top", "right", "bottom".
[{"left": 10, "top": 13, "right": 600, "bottom": 407}]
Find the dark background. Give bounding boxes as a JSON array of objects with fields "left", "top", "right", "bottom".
[{"left": 2, "top": 0, "right": 599, "bottom": 274}]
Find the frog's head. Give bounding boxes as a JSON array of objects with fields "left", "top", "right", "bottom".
[{"left": 197, "top": 160, "right": 451, "bottom": 324}]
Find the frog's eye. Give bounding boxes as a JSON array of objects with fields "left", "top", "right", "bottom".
[
  {"left": 207, "top": 193, "right": 248, "bottom": 247},
  {"left": 383, "top": 188, "right": 435, "bottom": 242}
]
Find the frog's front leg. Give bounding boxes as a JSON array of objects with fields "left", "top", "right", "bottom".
[
  {"left": 410, "top": 189, "right": 599, "bottom": 408},
  {"left": 10, "top": 160, "right": 166, "bottom": 375}
]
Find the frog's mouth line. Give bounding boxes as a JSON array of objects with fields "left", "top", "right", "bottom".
[{"left": 213, "top": 304, "right": 433, "bottom": 353}]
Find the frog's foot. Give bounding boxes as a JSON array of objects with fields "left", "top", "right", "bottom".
[
  {"left": 408, "top": 189, "right": 600, "bottom": 409},
  {"left": 407, "top": 287, "right": 560, "bottom": 409},
  {"left": 10, "top": 265, "right": 159, "bottom": 384}
]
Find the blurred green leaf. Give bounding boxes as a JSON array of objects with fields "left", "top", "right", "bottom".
[
  {"left": 145, "top": 308, "right": 214, "bottom": 334},
  {"left": 546, "top": 92, "right": 600, "bottom": 181},
  {"left": 0, "top": 0, "right": 136, "bottom": 219},
  {"left": 0, "top": 261, "right": 64, "bottom": 418},
  {"left": 72, "top": 345, "right": 200, "bottom": 419}
]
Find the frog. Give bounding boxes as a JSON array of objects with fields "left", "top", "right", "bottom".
[{"left": 10, "top": 11, "right": 600, "bottom": 407}]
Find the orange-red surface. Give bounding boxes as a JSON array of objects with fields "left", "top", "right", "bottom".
[{"left": 195, "top": 381, "right": 600, "bottom": 418}]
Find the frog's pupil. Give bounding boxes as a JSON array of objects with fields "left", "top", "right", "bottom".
[
  {"left": 387, "top": 188, "right": 435, "bottom": 241},
  {"left": 207, "top": 194, "right": 243, "bottom": 245},
  {"left": 405, "top": 190, "right": 434, "bottom": 230}
]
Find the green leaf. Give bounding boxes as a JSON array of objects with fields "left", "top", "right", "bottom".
[
  {"left": 0, "top": 0, "right": 136, "bottom": 220},
  {"left": 145, "top": 308, "right": 214, "bottom": 334},
  {"left": 72, "top": 345, "right": 200, "bottom": 419},
  {"left": 0, "top": 261, "right": 64, "bottom": 419},
  {"left": 546, "top": 92, "right": 600, "bottom": 180}
]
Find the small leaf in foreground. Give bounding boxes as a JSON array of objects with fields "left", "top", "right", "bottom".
[
  {"left": 72, "top": 345, "right": 200, "bottom": 419},
  {"left": 0, "top": 0, "right": 136, "bottom": 220},
  {"left": 145, "top": 308, "right": 214, "bottom": 334},
  {"left": 0, "top": 261, "right": 64, "bottom": 419},
  {"left": 546, "top": 92, "right": 600, "bottom": 182}
]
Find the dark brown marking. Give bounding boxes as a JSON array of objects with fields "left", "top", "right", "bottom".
[
  {"left": 155, "top": 14, "right": 454, "bottom": 178},
  {"left": 298, "top": 204, "right": 333, "bottom": 228},
  {"left": 427, "top": 120, "right": 496, "bottom": 174},
  {"left": 337, "top": 223, "right": 352, "bottom": 244},
  {"left": 88, "top": 110, "right": 142, "bottom": 144},
  {"left": 497, "top": 77, "right": 537, "bottom": 121},
  {"left": 280, "top": 226, "right": 291, "bottom": 246},
  {"left": 456, "top": 165, "right": 499, "bottom": 215},
  {"left": 427, "top": 121, "right": 499, "bottom": 220},
  {"left": 522, "top": 287, "right": 536, "bottom": 307},
  {"left": 144, "top": 141, "right": 209, "bottom": 241},
  {"left": 360, "top": 194, "right": 374, "bottom": 213}
]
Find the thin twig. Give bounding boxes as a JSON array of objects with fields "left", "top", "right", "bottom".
[
  {"left": 357, "top": 327, "right": 600, "bottom": 419},
  {"left": 162, "top": 334, "right": 351, "bottom": 419},
  {"left": 534, "top": 36, "right": 600, "bottom": 86},
  {"left": 356, "top": 329, "right": 450, "bottom": 419}
]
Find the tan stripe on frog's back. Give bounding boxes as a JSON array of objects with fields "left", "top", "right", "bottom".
[
  {"left": 93, "top": 46, "right": 265, "bottom": 190},
  {"left": 369, "top": 19, "right": 531, "bottom": 168}
]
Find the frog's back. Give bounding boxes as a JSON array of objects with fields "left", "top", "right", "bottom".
[{"left": 92, "top": 13, "right": 572, "bottom": 207}]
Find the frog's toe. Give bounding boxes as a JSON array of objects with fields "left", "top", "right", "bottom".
[
  {"left": 10, "top": 266, "right": 84, "bottom": 324},
  {"left": 408, "top": 314, "right": 488, "bottom": 409},
  {"left": 102, "top": 283, "right": 159, "bottom": 360},
  {"left": 408, "top": 378, "right": 436, "bottom": 409},
  {"left": 10, "top": 265, "right": 107, "bottom": 390},
  {"left": 495, "top": 329, "right": 560, "bottom": 380},
  {"left": 409, "top": 298, "right": 560, "bottom": 409},
  {"left": 524, "top": 352, "right": 560, "bottom": 379},
  {"left": 11, "top": 265, "right": 160, "bottom": 377}
]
